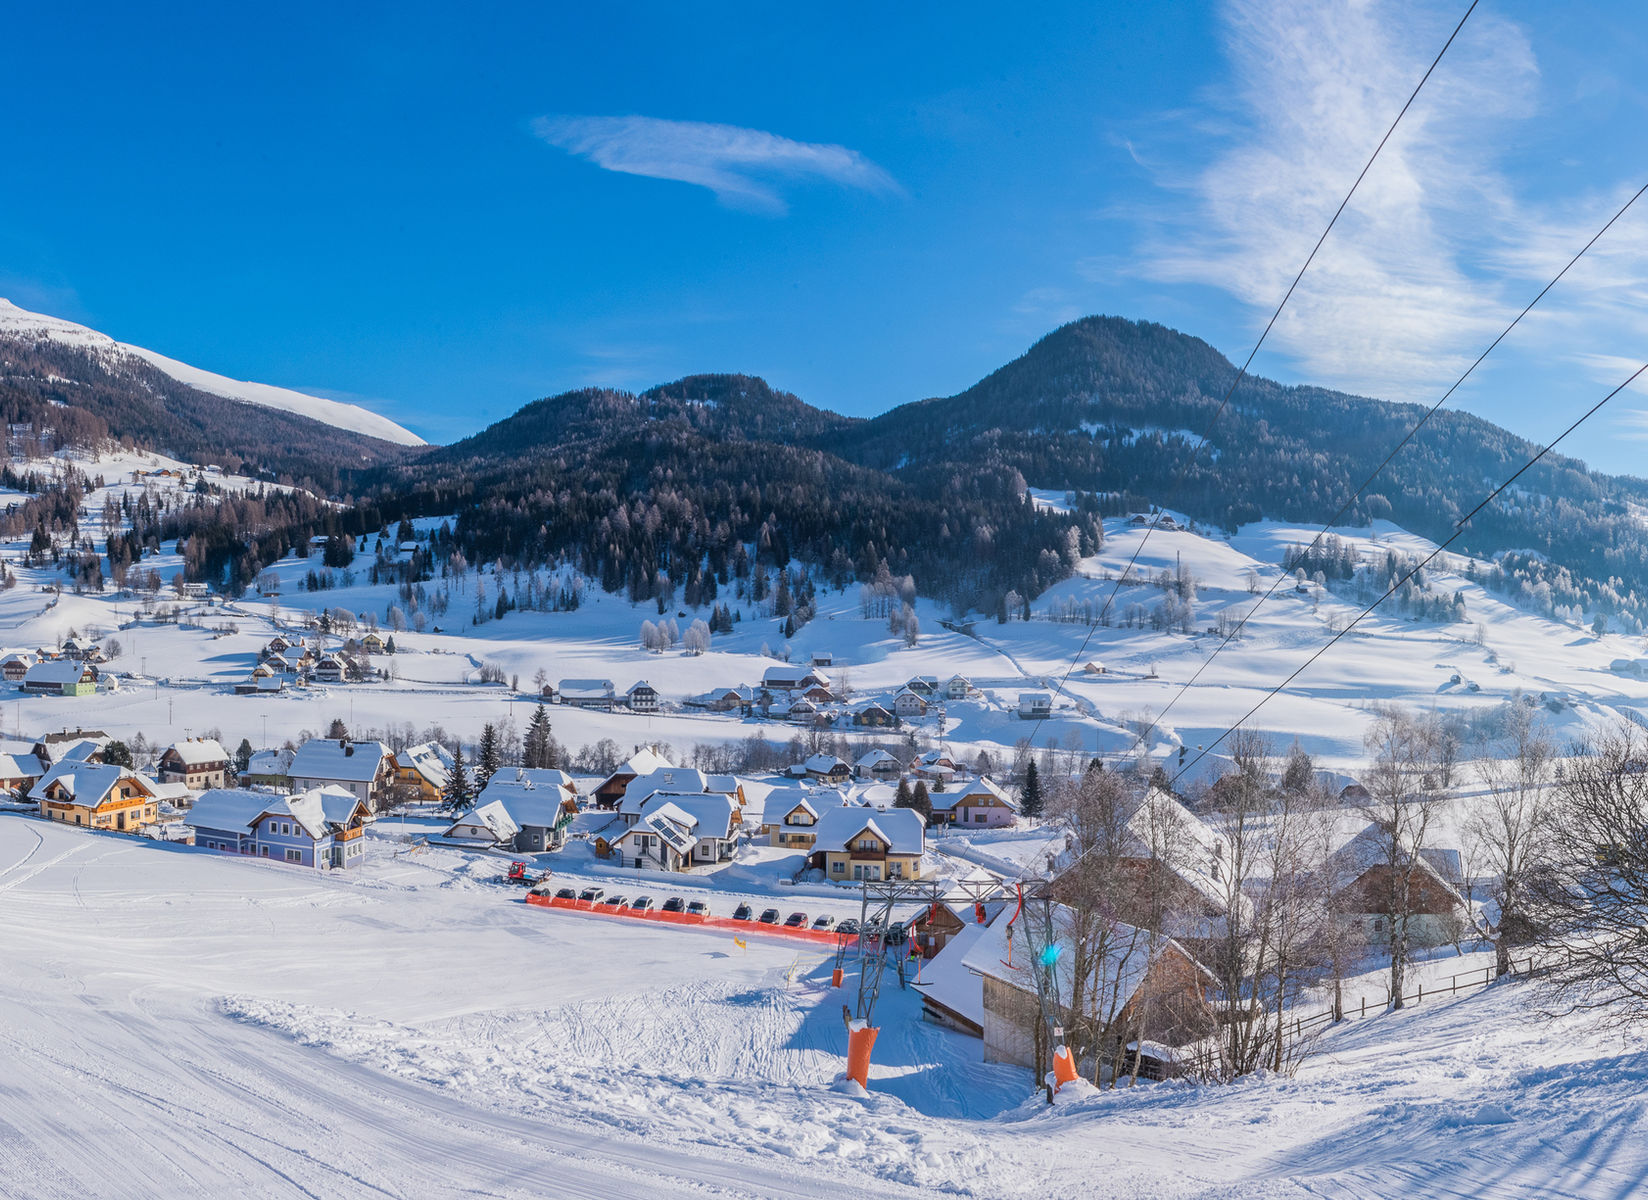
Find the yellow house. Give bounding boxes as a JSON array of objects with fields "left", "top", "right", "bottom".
[
  {"left": 769, "top": 796, "right": 820, "bottom": 850},
  {"left": 393, "top": 742, "right": 453, "bottom": 804},
  {"left": 808, "top": 806, "right": 926, "bottom": 882},
  {"left": 33, "top": 763, "right": 160, "bottom": 833}
]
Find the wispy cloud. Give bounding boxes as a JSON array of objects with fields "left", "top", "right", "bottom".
[
  {"left": 1130, "top": 0, "right": 1557, "bottom": 399},
  {"left": 532, "top": 115, "right": 899, "bottom": 215}
]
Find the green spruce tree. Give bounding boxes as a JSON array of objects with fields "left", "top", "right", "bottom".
[
  {"left": 442, "top": 744, "right": 471, "bottom": 813},
  {"left": 1020, "top": 760, "right": 1044, "bottom": 823},
  {"left": 476, "top": 724, "right": 500, "bottom": 794}
]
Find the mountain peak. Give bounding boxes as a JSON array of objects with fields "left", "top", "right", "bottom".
[{"left": 0, "top": 298, "right": 424, "bottom": 447}]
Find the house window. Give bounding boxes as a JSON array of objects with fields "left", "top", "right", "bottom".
[
  {"left": 260, "top": 846, "right": 269, "bottom": 857},
  {"left": 832, "top": 861, "right": 844, "bottom": 873},
  {"left": 285, "top": 849, "right": 303, "bottom": 863},
  {"left": 974, "top": 813, "right": 986, "bottom": 823}
]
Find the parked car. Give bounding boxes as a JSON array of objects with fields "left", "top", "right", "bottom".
[
  {"left": 605, "top": 895, "right": 628, "bottom": 909},
  {"left": 554, "top": 887, "right": 578, "bottom": 900},
  {"left": 579, "top": 886, "right": 605, "bottom": 903},
  {"left": 686, "top": 900, "right": 710, "bottom": 917},
  {"left": 836, "top": 918, "right": 860, "bottom": 936},
  {"left": 732, "top": 903, "right": 753, "bottom": 921},
  {"left": 783, "top": 912, "right": 809, "bottom": 929},
  {"left": 811, "top": 915, "right": 836, "bottom": 931},
  {"left": 661, "top": 896, "right": 685, "bottom": 913},
  {"left": 758, "top": 908, "right": 781, "bottom": 925},
  {"left": 630, "top": 896, "right": 655, "bottom": 912}
]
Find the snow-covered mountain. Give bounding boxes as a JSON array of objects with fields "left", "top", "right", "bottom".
[{"left": 0, "top": 298, "right": 423, "bottom": 447}]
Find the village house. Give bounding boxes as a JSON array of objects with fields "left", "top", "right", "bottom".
[
  {"left": 912, "top": 749, "right": 960, "bottom": 784},
  {"left": 607, "top": 791, "right": 742, "bottom": 871},
  {"left": 855, "top": 748, "right": 901, "bottom": 781},
  {"left": 31, "top": 729, "right": 108, "bottom": 768},
  {"left": 157, "top": 737, "right": 232, "bottom": 791},
  {"left": 559, "top": 678, "right": 616, "bottom": 710},
  {"left": 803, "top": 753, "right": 851, "bottom": 784},
  {"left": 590, "top": 747, "right": 672, "bottom": 808},
  {"left": 810, "top": 651, "right": 833, "bottom": 668},
  {"left": 287, "top": 739, "right": 395, "bottom": 811},
  {"left": 686, "top": 685, "right": 751, "bottom": 714},
  {"left": 948, "top": 776, "right": 1018, "bottom": 828},
  {"left": 242, "top": 747, "right": 295, "bottom": 789},
  {"left": 959, "top": 904, "right": 1215, "bottom": 1078},
  {"left": 444, "top": 770, "right": 579, "bottom": 852},
  {"left": 808, "top": 804, "right": 926, "bottom": 882},
  {"left": 893, "top": 688, "right": 929, "bottom": 718},
  {"left": 615, "top": 767, "right": 744, "bottom": 826},
  {"left": 0, "top": 751, "right": 43, "bottom": 796},
  {"left": 905, "top": 675, "right": 940, "bottom": 697},
  {"left": 359, "top": 631, "right": 386, "bottom": 655},
  {"left": 392, "top": 741, "right": 452, "bottom": 804},
  {"left": 1017, "top": 692, "right": 1052, "bottom": 720},
  {"left": 853, "top": 701, "right": 896, "bottom": 729},
  {"left": 235, "top": 672, "right": 286, "bottom": 695},
  {"left": 310, "top": 654, "right": 366, "bottom": 685},
  {"left": 908, "top": 900, "right": 1007, "bottom": 960},
  {"left": 0, "top": 651, "right": 36, "bottom": 681},
  {"left": 763, "top": 665, "right": 831, "bottom": 693},
  {"left": 185, "top": 785, "right": 370, "bottom": 869},
  {"left": 31, "top": 763, "right": 159, "bottom": 833},
  {"left": 769, "top": 795, "right": 821, "bottom": 850},
  {"left": 1327, "top": 822, "right": 1468, "bottom": 949},
  {"left": 626, "top": 680, "right": 659, "bottom": 713},
  {"left": 23, "top": 660, "right": 100, "bottom": 696},
  {"left": 944, "top": 674, "right": 975, "bottom": 700},
  {"left": 60, "top": 636, "right": 101, "bottom": 662}
]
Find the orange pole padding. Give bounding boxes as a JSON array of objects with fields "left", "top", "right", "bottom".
[
  {"left": 1052, "top": 1044, "right": 1080, "bottom": 1090},
  {"left": 831, "top": 967, "right": 844, "bottom": 989},
  {"left": 845, "top": 1022, "right": 879, "bottom": 1088}
]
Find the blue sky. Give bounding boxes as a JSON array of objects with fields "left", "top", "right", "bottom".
[{"left": 5, "top": 1, "right": 1648, "bottom": 473}]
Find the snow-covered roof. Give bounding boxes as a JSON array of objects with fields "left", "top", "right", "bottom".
[
  {"left": 637, "top": 791, "right": 738, "bottom": 841},
  {"left": 289, "top": 739, "right": 391, "bottom": 784},
  {"left": 164, "top": 737, "right": 229, "bottom": 767},
  {"left": 246, "top": 748, "right": 295, "bottom": 776},
  {"left": 473, "top": 774, "right": 575, "bottom": 829},
  {"left": 856, "top": 749, "right": 897, "bottom": 769},
  {"left": 396, "top": 741, "right": 453, "bottom": 789},
  {"left": 952, "top": 776, "right": 1014, "bottom": 808},
  {"left": 1327, "top": 821, "right": 1464, "bottom": 899},
  {"left": 559, "top": 678, "right": 614, "bottom": 699},
  {"left": 764, "top": 665, "right": 830, "bottom": 688},
  {"left": 29, "top": 762, "right": 148, "bottom": 806},
  {"left": 627, "top": 680, "right": 656, "bottom": 694},
  {"left": 0, "top": 752, "right": 42, "bottom": 779},
  {"left": 184, "top": 788, "right": 275, "bottom": 835},
  {"left": 915, "top": 919, "right": 995, "bottom": 1030},
  {"left": 615, "top": 748, "right": 671, "bottom": 777},
  {"left": 810, "top": 804, "right": 925, "bottom": 855},
  {"left": 779, "top": 796, "right": 819, "bottom": 823},
  {"left": 804, "top": 753, "right": 848, "bottom": 774},
  {"left": 626, "top": 802, "right": 698, "bottom": 857},
  {"left": 25, "top": 660, "right": 96, "bottom": 686},
  {"left": 961, "top": 903, "right": 1209, "bottom": 1012},
  {"left": 619, "top": 767, "right": 711, "bottom": 815},
  {"left": 445, "top": 799, "right": 521, "bottom": 843}
]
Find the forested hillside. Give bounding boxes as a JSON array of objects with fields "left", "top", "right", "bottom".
[{"left": 0, "top": 337, "right": 412, "bottom": 488}]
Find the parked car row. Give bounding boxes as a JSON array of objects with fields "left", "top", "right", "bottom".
[{"left": 545, "top": 886, "right": 860, "bottom": 933}]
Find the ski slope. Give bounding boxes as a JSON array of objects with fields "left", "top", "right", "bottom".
[
  {"left": 0, "top": 298, "right": 423, "bottom": 446},
  {"left": 3, "top": 816, "right": 1645, "bottom": 1200}
]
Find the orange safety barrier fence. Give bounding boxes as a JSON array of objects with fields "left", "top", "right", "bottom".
[{"left": 525, "top": 891, "right": 856, "bottom": 946}]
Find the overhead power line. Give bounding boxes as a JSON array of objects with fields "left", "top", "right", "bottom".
[
  {"left": 1019, "top": 0, "right": 1480, "bottom": 752},
  {"left": 1169, "top": 358, "right": 1648, "bottom": 790},
  {"left": 1129, "top": 179, "right": 1648, "bottom": 751}
]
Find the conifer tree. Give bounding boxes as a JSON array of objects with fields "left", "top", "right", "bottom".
[
  {"left": 893, "top": 777, "right": 914, "bottom": 809},
  {"left": 909, "top": 779, "right": 933, "bottom": 820},
  {"left": 442, "top": 745, "right": 471, "bottom": 813},
  {"left": 1020, "top": 759, "right": 1044, "bottom": 822},
  {"left": 234, "top": 738, "right": 253, "bottom": 777},
  {"left": 523, "top": 703, "right": 558, "bottom": 770},
  {"left": 476, "top": 724, "right": 500, "bottom": 793}
]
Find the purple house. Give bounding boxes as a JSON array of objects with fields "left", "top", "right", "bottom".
[{"left": 184, "top": 785, "right": 370, "bottom": 869}]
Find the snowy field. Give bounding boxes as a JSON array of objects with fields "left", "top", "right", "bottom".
[
  {"left": 3, "top": 815, "right": 1645, "bottom": 1200},
  {"left": 4, "top": 472, "right": 1648, "bottom": 783}
]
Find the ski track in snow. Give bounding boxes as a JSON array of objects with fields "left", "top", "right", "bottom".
[{"left": 4, "top": 817, "right": 1648, "bottom": 1199}]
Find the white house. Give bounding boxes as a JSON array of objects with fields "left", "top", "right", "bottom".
[{"left": 1018, "top": 692, "right": 1052, "bottom": 719}]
